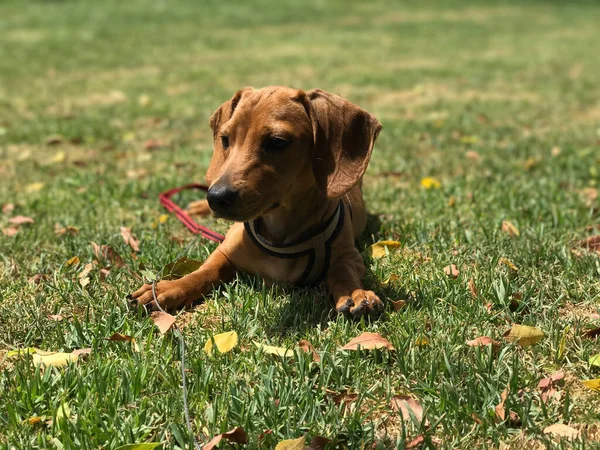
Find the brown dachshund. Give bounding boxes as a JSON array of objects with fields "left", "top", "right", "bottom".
[{"left": 129, "top": 86, "right": 384, "bottom": 318}]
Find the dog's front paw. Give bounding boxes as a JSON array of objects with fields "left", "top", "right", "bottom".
[
  {"left": 187, "top": 199, "right": 211, "bottom": 216},
  {"left": 335, "top": 289, "right": 384, "bottom": 319},
  {"left": 127, "top": 280, "right": 190, "bottom": 312}
]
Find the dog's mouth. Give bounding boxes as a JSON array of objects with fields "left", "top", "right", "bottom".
[{"left": 210, "top": 202, "right": 280, "bottom": 222}]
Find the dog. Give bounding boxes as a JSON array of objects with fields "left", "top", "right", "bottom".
[{"left": 129, "top": 86, "right": 384, "bottom": 318}]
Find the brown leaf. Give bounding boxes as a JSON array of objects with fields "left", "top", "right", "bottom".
[
  {"left": 330, "top": 391, "right": 358, "bottom": 406},
  {"left": 444, "top": 264, "right": 460, "bottom": 278},
  {"left": 48, "top": 314, "right": 64, "bottom": 321},
  {"left": 584, "top": 327, "right": 600, "bottom": 338},
  {"left": 143, "top": 139, "right": 167, "bottom": 151},
  {"left": 151, "top": 311, "right": 176, "bottom": 335},
  {"left": 91, "top": 242, "right": 125, "bottom": 268},
  {"left": 341, "top": 332, "right": 395, "bottom": 351},
  {"left": 537, "top": 371, "right": 565, "bottom": 390},
  {"left": 501, "top": 220, "right": 520, "bottom": 237},
  {"left": 579, "top": 236, "right": 600, "bottom": 253},
  {"left": 2, "top": 203, "right": 14, "bottom": 215},
  {"left": 71, "top": 348, "right": 92, "bottom": 359},
  {"left": 45, "top": 134, "right": 64, "bottom": 146},
  {"left": 203, "top": 427, "right": 248, "bottom": 450},
  {"left": 8, "top": 215, "right": 34, "bottom": 226},
  {"left": 468, "top": 278, "right": 478, "bottom": 298},
  {"left": 465, "top": 150, "right": 481, "bottom": 161},
  {"left": 107, "top": 333, "right": 134, "bottom": 343},
  {"left": 390, "top": 395, "right": 427, "bottom": 425},
  {"left": 406, "top": 435, "right": 425, "bottom": 449},
  {"left": 308, "top": 436, "right": 332, "bottom": 450},
  {"left": 543, "top": 424, "right": 580, "bottom": 439},
  {"left": 540, "top": 388, "right": 558, "bottom": 404},
  {"left": 298, "top": 339, "right": 321, "bottom": 362},
  {"left": 120, "top": 226, "right": 140, "bottom": 252},
  {"left": 55, "top": 223, "right": 79, "bottom": 236},
  {"left": 391, "top": 299, "right": 407, "bottom": 311},
  {"left": 78, "top": 262, "right": 94, "bottom": 280},
  {"left": 494, "top": 389, "right": 508, "bottom": 423},
  {"left": 503, "top": 324, "right": 545, "bottom": 347},
  {"left": 466, "top": 336, "right": 500, "bottom": 350},
  {"left": 2, "top": 227, "right": 19, "bottom": 237}
]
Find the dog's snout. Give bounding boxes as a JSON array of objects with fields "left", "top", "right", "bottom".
[{"left": 207, "top": 183, "right": 238, "bottom": 213}]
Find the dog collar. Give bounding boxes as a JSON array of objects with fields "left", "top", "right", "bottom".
[{"left": 244, "top": 201, "right": 345, "bottom": 286}]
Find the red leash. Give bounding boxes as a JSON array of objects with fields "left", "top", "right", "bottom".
[{"left": 159, "top": 184, "right": 225, "bottom": 243}]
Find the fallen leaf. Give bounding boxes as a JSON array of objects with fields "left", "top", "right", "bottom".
[
  {"left": 501, "top": 221, "right": 520, "bottom": 237},
  {"left": 8, "top": 215, "right": 34, "bottom": 225},
  {"left": 537, "top": 371, "right": 565, "bottom": 390},
  {"left": 589, "top": 354, "right": 600, "bottom": 367},
  {"left": 495, "top": 389, "right": 508, "bottom": 423},
  {"left": 162, "top": 256, "right": 202, "bottom": 279},
  {"left": 420, "top": 177, "right": 441, "bottom": 189},
  {"left": 499, "top": 257, "right": 519, "bottom": 271},
  {"left": 465, "top": 150, "right": 481, "bottom": 161},
  {"left": 120, "top": 227, "right": 140, "bottom": 252},
  {"left": 299, "top": 339, "right": 321, "bottom": 362},
  {"left": 369, "top": 240, "right": 401, "bottom": 259},
  {"left": 55, "top": 223, "right": 78, "bottom": 236},
  {"left": 91, "top": 242, "right": 125, "bottom": 268},
  {"left": 25, "top": 182, "right": 45, "bottom": 193},
  {"left": 551, "top": 146, "right": 561, "bottom": 156},
  {"left": 55, "top": 401, "right": 71, "bottom": 421},
  {"left": 46, "top": 151, "right": 66, "bottom": 164},
  {"left": 254, "top": 342, "right": 294, "bottom": 358},
  {"left": 460, "top": 135, "right": 479, "bottom": 144},
  {"left": 541, "top": 388, "right": 558, "bottom": 404},
  {"left": 406, "top": 435, "right": 425, "bottom": 449},
  {"left": 23, "top": 416, "right": 43, "bottom": 426},
  {"left": 151, "top": 311, "right": 176, "bottom": 335},
  {"left": 383, "top": 273, "right": 399, "bottom": 285},
  {"left": 415, "top": 336, "right": 429, "bottom": 347},
  {"left": 391, "top": 395, "right": 427, "bottom": 425},
  {"left": 581, "top": 187, "right": 598, "bottom": 204},
  {"left": 274, "top": 437, "right": 305, "bottom": 450},
  {"left": 114, "top": 444, "right": 162, "bottom": 450},
  {"left": 584, "top": 327, "right": 600, "bottom": 338},
  {"left": 204, "top": 331, "right": 238, "bottom": 354},
  {"left": 579, "top": 236, "right": 600, "bottom": 253},
  {"left": 466, "top": 336, "right": 500, "bottom": 350},
  {"left": 582, "top": 379, "right": 600, "bottom": 391},
  {"left": 143, "top": 139, "right": 166, "bottom": 150},
  {"left": 107, "top": 333, "right": 140, "bottom": 352},
  {"left": 158, "top": 214, "right": 169, "bottom": 223},
  {"left": 444, "top": 264, "right": 459, "bottom": 278},
  {"left": 99, "top": 267, "right": 110, "bottom": 281},
  {"left": 2, "top": 227, "right": 18, "bottom": 237},
  {"left": 503, "top": 324, "right": 545, "bottom": 347},
  {"left": 48, "top": 314, "right": 63, "bottom": 321},
  {"left": 341, "top": 332, "right": 395, "bottom": 351},
  {"left": 45, "top": 135, "right": 63, "bottom": 146},
  {"left": 71, "top": 348, "right": 92, "bottom": 359},
  {"left": 2, "top": 203, "right": 15, "bottom": 214},
  {"left": 307, "top": 436, "right": 332, "bottom": 450},
  {"left": 543, "top": 424, "right": 580, "bottom": 439},
  {"left": 468, "top": 278, "right": 478, "bottom": 298},
  {"left": 33, "top": 352, "right": 78, "bottom": 368},
  {"left": 6, "top": 347, "right": 40, "bottom": 358},
  {"left": 66, "top": 256, "right": 80, "bottom": 266},
  {"left": 204, "top": 427, "right": 248, "bottom": 450},
  {"left": 391, "top": 299, "right": 407, "bottom": 311}
]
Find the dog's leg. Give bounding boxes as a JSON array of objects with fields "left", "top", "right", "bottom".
[
  {"left": 128, "top": 248, "right": 236, "bottom": 311},
  {"left": 187, "top": 199, "right": 211, "bottom": 216},
  {"left": 328, "top": 247, "right": 384, "bottom": 318}
]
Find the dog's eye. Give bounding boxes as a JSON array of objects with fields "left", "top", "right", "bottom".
[
  {"left": 220, "top": 135, "right": 230, "bottom": 150},
  {"left": 263, "top": 137, "right": 290, "bottom": 152}
]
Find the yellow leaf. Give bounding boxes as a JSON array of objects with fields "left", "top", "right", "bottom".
[
  {"left": 543, "top": 424, "right": 580, "bottom": 439},
  {"left": 6, "top": 347, "right": 40, "bottom": 358},
  {"left": 415, "top": 336, "right": 429, "bottom": 347},
  {"left": 369, "top": 240, "right": 401, "bottom": 259},
  {"left": 25, "top": 182, "right": 45, "bottom": 193},
  {"left": 420, "top": 177, "right": 441, "bottom": 189},
  {"left": 274, "top": 437, "right": 306, "bottom": 450},
  {"left": 204, "top": 331, "right": 238, "bottom": 354},
  {"left": 589, "top": 354, "right": 600, "bottom": 367},
  {"left": 499, "top": 257, "right": 519, "bottom": 271},
  {"left": 67, "top": 256, "right": 79, "bottom": 266},
  {"left": 158, "top": 214, "right": 169, "bottom": 224},
  {"left": 460, "top": 136, "right": 480, "bottom": 144},
  {"left": 254, "top": 342, "right": 294, "bottom": 358},
  {"left": 56, "top": 401, "right": 71, "bottom": 421},
  {"left": 32, "top": 352, "right": 78, "bottom": 367},
  {"left": 383, "top": 274, "right": 399, "bottom": 285},
  {"left": 582, "top": 379, "right": 600, "bottom": 391},
  {"left": 23, "top": 416, "right": 43, "bottom": 426},
  {"left": 501, "top": 221, "right": 520, "bottom": 237},
  {"left": 48, "top": 151, "right": 66, "bottom": 165},
  {"left": 503, "top": 324, "right": 545, "bottom": 347}
]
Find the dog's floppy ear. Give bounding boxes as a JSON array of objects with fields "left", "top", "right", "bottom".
[
  {"left": 305, "top": 89, "right": 382, "bottom": 198},
  {"left": 209, "top": 87, "right": 253, "bottom": 139}
]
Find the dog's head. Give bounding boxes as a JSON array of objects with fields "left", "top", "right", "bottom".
[{"left": 205, "top": 86, "right": 381, "bottom": 221}]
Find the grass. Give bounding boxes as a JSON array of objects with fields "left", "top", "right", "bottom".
[{"left": 1, "top": 0, "right": 600, "bottom": 448}]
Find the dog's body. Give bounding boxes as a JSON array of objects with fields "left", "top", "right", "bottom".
[{"left": 130, "top": 86, "right": 383, "bottom": 318}]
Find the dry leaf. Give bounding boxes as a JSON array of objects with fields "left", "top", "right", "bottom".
[
  {"left": 66, "top": 256, "right": 80, "bottom": 266},
  {"left": 8, "top": 215, "right": 34, "bottom": 225},
  {"left": 120, "top": 227, "right": 140, "bottom": 252},
  {"left": 107, "top": 333, "right": 140, "bottom": 352},
  {"left": 48, "top": 314, "right": 63, "bottom": 321},
  {"left": 579, "top": 236, "right": 600, "bottom": 253},
  {"left": 255, "top": 342, "right": 294, "bottom": 358},
  {"left": 45, "top": 135, "right": 63, "bottom": 146},
  {"left": 2, "top": 227, "right": 18, "bottom": 237},
  {"left": 71, "top": 348, "right": 92, "bottom": 359},
  {"left": 420, "top": 177, "right": 441, "bottom": 189},
  {"left": 465, "top": 150, "right": 481, "bottom": 161},
  {"left": 91, "top": 242, "right": 125, "bottom": 268},
  {"left": 159, "top": 214, "right": 169, "bottom": 223},
  {"left": 114, "top": 444, "right": 162, "bottom": 450},
  {"left": 406, "top": 435, "right": 425, "bottom": 449},
  {"left": 383, "top": 273, "right": 399, "bottom": 285},
  {"left": 499, "top": 257, "right": 519, "bottom": 271},
  {"left": 204, "top": 331, "right": 238, "bottom": 354},
  {"left": 543, "top": 424, "right": 580, "bottom": 439},
  {"left": 274, "top": 436, "right": 305, "bottom": 450},
  {"left": 298, "top": 339, "right": 320, "bottom": 362},
  {"left": 307, "top": 436, "right": 332, "bottom": 450},
  {"left": 444, "top": 264, "right": 460, "bottom": 278},
  {"left": 391, "top": 299, "right": 407, "bottom": 311},
  {"left": 501, "top": 220, "right": 520, "bottom": 237},
  {"left": 584, "top": 327, "right": 600, "bottom": 338},
  {"left": 369, "top": 240, "right": 401, "bottom": 259},
  {"left": 2, "top": 203, "right": 14, "bottom": 215},
  {"left": 537, "top": 371, "right": 565, "bottom": 390},
  {"left": 204, "top": 427, "right": 248, "bottom": 450},
  {"left": 589, "top": 354, "right": 600, "bottom": 367},
  {"left": 32, "top": 352, "right": 78, "bottom": 368},
  {"left": 143, "top": 139, "right": 166, "bottom": 150},
  {"left": 151, "top": 311, "right": 176, "bottom": 335},
  {"left": 25, "top": 182, "right": 45, "bottom": 193},
  {"left": 468, "top": 278, "right": 478, "bottom": 298},
  {"left": 341, "top": 332, "right": 395, "bottom": 351},
  {"left": 55, "top": 223, "right": 78, "bottom": 236},
  {"left": 503, "top": 324, "right": 545, "bottom": 347},
  {"left": 162, "top": 256, "right": 202, "bottom": 279},
  {"left": 391, "top": 395, "right": 427, "bottom": 425},
  {"left": 415, "top": 336, "right": 429, "bottom": 347},
  {"left": 582, "top": 379, "right": 600, "bottom": 391},
  {"left": 466, "top": 336, "right": 500, "bottom": 350}
]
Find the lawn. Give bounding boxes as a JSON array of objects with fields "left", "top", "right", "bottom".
[{"left": 1, "top": 0, "right": 600, "bottom": 448}]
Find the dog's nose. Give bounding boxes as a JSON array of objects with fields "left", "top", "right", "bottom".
[{"left": 207, "top": 183, "right": 238, "bottom": 212}]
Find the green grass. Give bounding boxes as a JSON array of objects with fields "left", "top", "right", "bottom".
[{"left": 1, "top": 0, "right": 600, "bottom": 448}]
